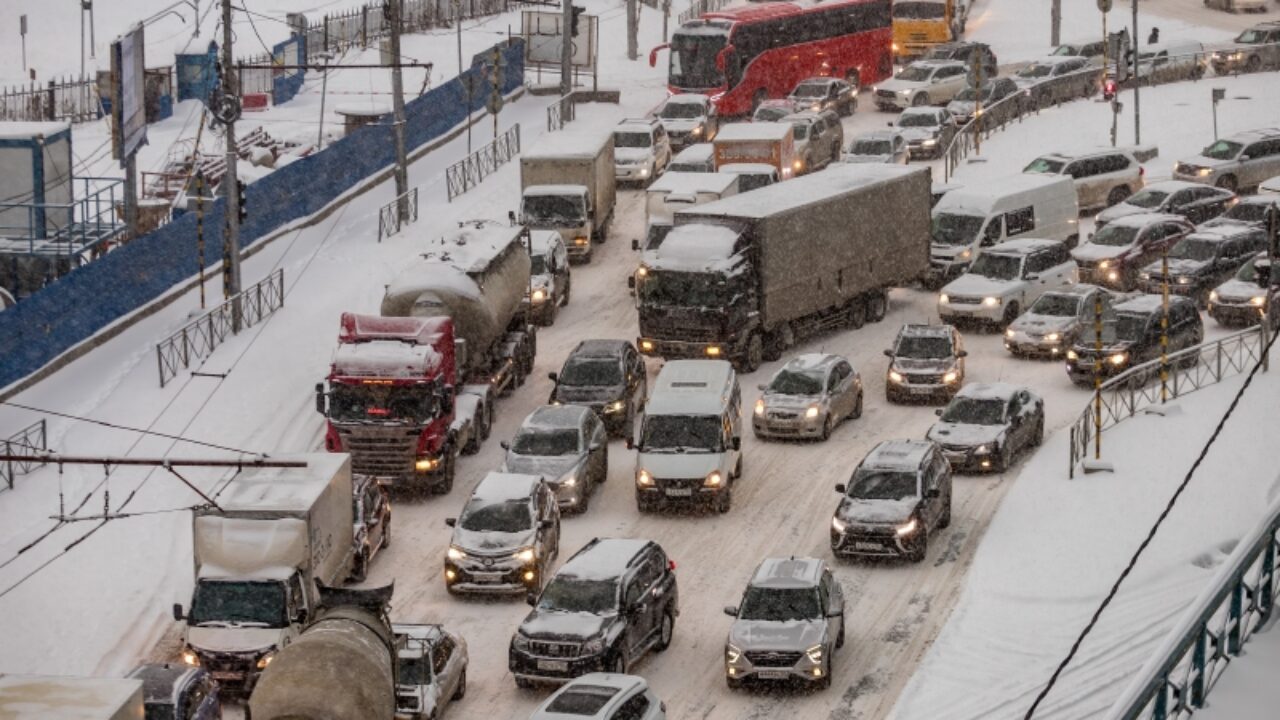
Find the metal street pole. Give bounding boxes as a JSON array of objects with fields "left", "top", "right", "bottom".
[
  {"left": 81, "top": 1, "right": 86, "bottom": 78},
  {"left": 1094, "top": 293, "right": 1103, "bottom": 459},
  {"left": 387, "top": 0, "right": 410, "bottom": 223},
  {"left": 1051, "top": 0, "right": 1061, "bottom": 47},
  {"left": 455, "top": 0, "right": 463, "bottom": 76},
  {"left": 627, "top": 0, "right": 638, "bottom": 61},
  {"left": 560, "top": 0, "right": 573, "bottom": 95},
  {"left": 20, "top": 15, "right": 28, "bottom": 72},
  {"left": 1132, "top": 0, "right": 1140, "bottom": 143},
  {"left": 220, "top": 0, "right": 243, "bottom": 326},
  {"left": 1160, "top": 246, "right": 1169, "bottom": 402},
  {"left": 317, "top": 54, "right": 332, "bottom": 148}
]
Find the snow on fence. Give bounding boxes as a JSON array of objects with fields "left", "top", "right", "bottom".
[
  {"left": 0, "top": 39, "right": 524, "bottom": 395},
  {"left": 546, "top": 92, "right": 576, "bottom": 131},
  {"left": 304, "top": 0, "right": 520, "bottom": 61},
  {"left": 1107, "top": 488, "right": 1280, "bottom": 719},
  {"left": 0, "top": 77, "right": 102, "bottom": 124},
  {"left": 677, "top": 0, "right": 731, "bottom": 26},
  {"left": 1067, "top": 323, "right": 1271, "bottom": 478},
  {"left": 445, "top": 123, "right": 521, "bottom": 201},
  {"left": 1, "top": 419, "right": 47, "bottom": 491},
  {"left": 378, "top": 187, "right": 420, "bottom": 241}
]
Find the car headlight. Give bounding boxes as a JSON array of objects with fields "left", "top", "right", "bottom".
[
  {"left": 1250, "top": 295, "right": 1266, "bottom": 307},
  {"left": 982, "top": 296, "right": 1001, "bottom": 307},
  {"left": 1209, "top": 290, "right": 1219, "bottom": 303},
  {"left": 888, "top": 370, "right": 904, "bottom": 384},
  {"left": 959, "top": 249, "right": 971, "bottom": 260},
  {"left": 582, "top": 637, "right": 605, "bottom": 655},
  {"left": 726, "top": 643, "right": 742, "bottom": 664},
  {"left": 1043, "top": 332, "right": 1060, "bottom": 343},
  {"left": 943, "top": 370, "right": 959, "bottom": 384},
  {"left": 794, "top": 159, "right": 804, "bottom": 171},
  {"left": 1107, "top": 271, "right": 1120, "bottom": 282},
  {"left": 831, "top": 516, "right": 846, "bottom": 533},
  {"left": 516, "top": 548, "right": 536, "bottom": 563},
  {"left": 575, "top": 236, "right": 589, "bottom": 246},
  {"left": 1005, "top": 328, "right": 1016, "bottom": 338},
  {"left": 640, "top": 339, "right": 654, "bottom": 352},
  {"left": 1067, "top": 349, "right": 1079, "bottom": 360},
  {"left": 415, "top": 457, "right": 438, "bottom": 472},
  {"left": 256, "top": 652, "right": 275, "bottom": 670},
  {"left": 561, "top": 474, "right": 577, "bottom": 487},
  {"left": 637, "top": 469, "right": 654, "bottom": 486},
  {"left": 1099, "top": 260, "right": 1111, "bottom": 270},
  {"left": 705, "top": 345, "right": 722, "bottom": 357},
  {"left": 923, "top": 139, "right": 938, "bottom": 146},
  {"left": 1197, "top": 167, "right": 1213, "bottom": 177},
  {"left": 939, "top": 293, "right": 950, "bottom": 305},
  {"left": 447, "top": 546, "right": 468, "bottom": 561},
  {"left": 805, "top": 405, "right": 820, "bottom": 419},
  {"left": 754, "top": 399, "right": 765, "bottom": 416},
  {"left": 900, "top": 89, "right": 912, "bottom": 96},
  {"left": 512, "top": 633, "right": 531, "bottom": 651},
  {"left": 704, "top": 470, "right": 723, "bottom": 487},
  {"left": 806, "top": 644, "right": 824, "bottom": 664},
  {"left": 181, "top": 649, "right": 200, "bottom": 667},
  {"left": 1177, "top": 276, "right": 1192, "bottom": 285},
  {"left": 1139, "top": 272, "right": 1150, "bottom": 280},
  {"left": 692, "top": 125, "right": 703, "bottom": 136},
  {"left": 637, "top": 265, "right": 648, "bottom": 277},
  {"left": 975, "top": 444, "right": 991, "bottom": 455},
  {"left": 896, "top": 518, "right": 919, "bottom": 536},
  {"left": 530, "top": 288, "right": 547, "bottom": 303},
  {"left": 1109, "top": 352, "right": 1129, "bottom": 366},
  {"left": 604, "top": 400, "right": 626, "bottom": 413}
]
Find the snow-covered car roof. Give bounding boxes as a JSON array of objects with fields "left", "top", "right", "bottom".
[
  {"left": 899, "top": 323, "right": 954, "bottom": 339},
  {"left": 982, "top": 238, "right": 1064, "bottom": 256},
  {"left": 1115, "top": 293, "right": 1194, "bottom": 315},
  {"left": 647, "top": 171, "right": 739, "bottom": 196},
  {"left": 851, "top": 129, "right": 904, "bottom": 143},
  {"left": 529, "top": 229, "right": 562, "bottom": 255},
  {"left": 1103, "top": 212, "right": 1186, "bottom": 229},
  {"left": 749, "top": 557, "right": 825, "bottom": 589},
  {"left": 1040, "top": 283, "right": 1108, "bottom": 299},
  {"left": 648, "top": 359, "right": 735, "bottom": 416},
  {"left": 522, "top": 404, "right": 592, "bottom": 432},
  {"left": 900, "top": 106, "right": 947, "bottom": 120},
  {"left": 907, "top": 59, "right": 968, "bottom": 72},
  {"left": 127, "top": 664, "right": 204, "bottom": 706},
  {"left": 1187, "top": 224, "right": 1265, "bottom": 242},
  {"left": 779, "top": 352, "right": 843, "bottom": 373},
  {"left": 1141, "top": 179, "right": 1210, "bottom": 193},
  {"left": 615, "top": 120, "right": 658, "bottom": 135},
  {"left": 673, "top": 143, "right": 714, "bottom": 163},
  {"left": 953, "top": 382, "right": 1035, "bottom": 403},
  {"left": 470, "top": 472, "right": 545, "bottom": 503},
  {"left": 559, "top": 538, "right": 651, "bottom": 580},
  {"left": 861, "top": 440, "right": 933, "bottom": 471},
  {"left": 716, "top": 121, "right": 794, "bottom": 142}
]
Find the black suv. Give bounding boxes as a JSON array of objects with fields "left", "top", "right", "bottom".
[
  {"left": 884, "top": 324, "right": 967, "bottom": 403},
  {"left": 923, "top": 42, "right": 998, "bottom": 78},
  {"left": 830, "top": 440, "right": 952, "bottom": 563},
  {"left": 549, "top": 340, "right": 648, "bottom": 438},
  {"left": 509, "top": 538, "right": 678, "bottom": 686},
  {"left": 1139, "top": 224, "right": 1267, "bottom": 305},
  {"left": 1066, "top": 295, "right": 1204, "bottom": 386}
]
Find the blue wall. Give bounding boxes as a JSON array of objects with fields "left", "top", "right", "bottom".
[{"left": 0, "top": 40, "right": 524, "bottom": 390}]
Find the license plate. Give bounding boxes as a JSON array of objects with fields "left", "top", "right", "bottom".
[
  {"left": 470, "top": 571, "right": 504, "bottom": 582},
  {"left": 758, "top": 670, "right": 791, "bottom": 679},
  {"left": 945, "top": 453, "right": 966, "bottom": 463},
  {"left": 908, "top": 386, "right": 933, "bottom": 395},
  {"left": 538, "top": 659, "right": 569, "bottom": 672},
  {"left": 854, "top": 541, "right": 882, "bottom": 551},
  {"left": 665, "top": 487, "right": 693, "bottom": 497},
  {"left": 211, "top": 671, "right": 241, "bottom": 681}
]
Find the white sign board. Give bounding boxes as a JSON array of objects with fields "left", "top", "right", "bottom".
[
  {"left": 521, "top": 11, "right": 596, "bottom": 69},
  {"left": 112, "top": 23, "right": 147, "bottom": 162}
]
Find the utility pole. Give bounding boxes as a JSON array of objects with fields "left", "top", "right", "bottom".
[
  {"left": 663, "top": 0, "right": 670, "bottom": 42},
  {"left": 627, "top": 0, "right": 639, "bottom": 61},
  {"left": 317, "top": 53, "right": 333, "bottom": 148},
  {"left": 1051, "top": 0, "right": 1061, "bottom": 47},
  {"left": 20, "top": 15, "right": 27, "bottom": 73},
  {"left": 387, "top": 0, "right": 410, "bottom": 223},
  {"left": 560, "top": 0, "right": 573, "bottom": 95},
  {"left": 1160, "top": 245, "right": 1170, "bottom": 402},
  {"left": 219, "top": 0, "right": 243, "bottom": 321},
  {"left": 1132, "top": 0, "right": 1140, "bottom": 143}
]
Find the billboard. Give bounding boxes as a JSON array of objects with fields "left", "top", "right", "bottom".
[
  {"left": 111, "top": 23, "right": 148, "bottom": 162},
  {"left": 521, "top": 11, "right": 596, "bottom": 69}
]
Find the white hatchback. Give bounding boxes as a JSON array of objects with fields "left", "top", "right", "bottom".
[
  {"left": 530, "top": 673, "right": 666, "bottom": 720},
  {"left": 938, "top": 238, "right": 1077, "bottom": 327}
]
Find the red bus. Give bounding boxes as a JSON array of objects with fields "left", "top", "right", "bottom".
[{"left": 650, "top": 0, "right": 893, "bottom": 117}]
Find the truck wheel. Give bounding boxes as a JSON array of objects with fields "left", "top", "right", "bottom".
[
  {"left": 1106, "top": 185, "right": 1131, "bottom": 207},
  {"left": 429, "top": 457, "right": 455, "bottom": 495},
  {"left": 349, "top": 545, "right": 369, "bottom": 583},
  {"left": 463, "top": 418, "right": 482, "bottom": 455},
  {"left": 453, "top": 669, "right": 467, "bottom": 700},
  {"left": 739, "top": 334, "right": 763, "bottom": 373},
  {"left": 1216, "top": 175, "right": 1238, "bottom": 192},
  {"left": 845, "top": 299, "right": 867, "bottom": 329},
  {"left": 762, "top": 323, "right": 793, "bottom": 362},
  {"left": 866, "top": 290, "right": 888, "bottom": 322},
  {"left": 562, "top": 278, "right": 571, "bottom": 305}
]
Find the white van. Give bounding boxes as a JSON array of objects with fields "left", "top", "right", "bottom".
[
  {"left": 669, "top": 143, "right": 716, "bottom": 173},
  {"left": 629, "top": 360, "right": 742, "bottom": 514},
  {"left": 926, "top": 173, "right": 1079, "bottom": 289},
  {"left": 636, "top": 171, "right": 741, "bottom": 254}
]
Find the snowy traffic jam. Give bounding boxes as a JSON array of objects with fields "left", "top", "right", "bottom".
[{"left": 3, "top": 0, "right": 1280, "bottom": 718}]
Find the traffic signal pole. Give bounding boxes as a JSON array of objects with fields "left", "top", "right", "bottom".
[
  {"left": 388, "top": 0, "right": 410, "bottom": 224},
  {"left": 560, "top": 0, "right": 573, "bottom": 95},
  {"left": 1132, "top": 0, "right": 1140, "bottom": 143},
  {"left": 220, "top": 0, "right": 243, "bottom": 329}
]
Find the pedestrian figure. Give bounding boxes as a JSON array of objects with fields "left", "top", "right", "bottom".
[{"left": 1148, "top": 27, "right": 1160, "bottom": 44}]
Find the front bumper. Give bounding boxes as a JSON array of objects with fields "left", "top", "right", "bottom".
[
  {"left": 907, "top": 139, "right": 942, "bottom": 158},
  {"left": 753, "top": 410, "right": 824, "bottom": 438},
  {"left": 874, "top": 90, "right": 912, "bottom": 110},
  {"left": 1004, "top": 330, "right": 1071, "bottom": 358},
  {"left": 886, "top": 376, "right": 954, "bottom": 401},
  {"left": 637, "top": 479, "right": 727, "bottom": 507},
  {"left": 1076, "top": 266, "right": 1128, "bottom": 290},
  {"left": 1139, "top": 277, "right": 1202, "bottom": 297},
  {"left": 938, "top": 300, "right": 1003, "bottom": 323},
  {"left": 939, "top": 444, "right": 998, "bottom": 472},
  {"left": 831, "top": 524, "right": 917, "bottom": 558},
  {"left": 509, "top": 646, "right": 608, "bottom": 683},
  {"left": 1172, "top": 168, "right": 1219, "bottom": 184},
  {"left": 1066, "top": 358, "right": 1127, "bottom": 386},
  {"left": 189, "top": 649, "right": 269, "bottom": 694},
  {"left": 616, "top": 163, "right": 655, "bottom": 182},
  {"left": 445, "top": 556, "right": 539, "bottom": 594},
  {"left": 727, "top": 649, "right": 825, "bottom": 684},
  {"left": 1208, "top": 300, "right": 1266, "bottom": 326},
  {"left": 637, "top": 336, "right": 733, "bottom": 361},
  {"left": 566, "top": 238, "right": 593, "bottom": 259}
]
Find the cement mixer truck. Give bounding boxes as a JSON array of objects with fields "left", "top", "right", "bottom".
[
  {"left": 317, "top": 220, "right": 537, "bottom": 494},
  {"left": 249, "top": 583, "right": 469, "bottom": 720}
]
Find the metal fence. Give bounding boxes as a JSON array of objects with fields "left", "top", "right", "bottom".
[
  {"left": 1, "top": 419, "right": 48, "bottom": 490},
  {"left": 1107, "top": 491, "right": 1280, "bottom": 720},
  {"left": 304, "top": 0, "right": 517, "bottom": 60},
  {"left": 378, "top": 187, "right": 420, "bottom": 241},
  {"left": 546, "top": 92, "right": 576, "bottom": 131},
  {"left": 155, "top": 268, "right": 285, "bottom": 387},
  {"left": 0, "top": 76, "right": 102, "bottom": 124},
  {"left": 1067, "top": 324, "right": 1269, "bottom": 478},
  {"left": 677, "top": 0, "right": 731, "bottom": 25},
  {"left": 445, "top": 123, "right": 521, "bottom": 201}
]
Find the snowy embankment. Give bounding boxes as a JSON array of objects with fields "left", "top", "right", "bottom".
[{"left": 1195, "top": 615, "right": 1280, "bottom": 720}]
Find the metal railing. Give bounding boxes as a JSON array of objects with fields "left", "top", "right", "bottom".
[
  {"left": 445, "top": 123, "right": 521, "bottom": 201},
  {"left": 546, "top": 92, "right": 576, "bottom": 131},
  {"left": 1107, "top": 490, "right": 1280, "bottom": 719},
  {"left": 378, "top": 187, "right": 420, "bottom": 241},
  {"left": 0, "top": 76, "right": 102, "bottom": 123},
  {"left": 305, "top": 0, "right": 520, "bottom": 60},
  {"left": 1067, "top": 324, "right": 1269, "bottom": 478},
  {"left": 1, "top": 419, "right": 48, "bottom": 490},
  {"left": 155, "top": 268, "right": 285, "bottom": 387},
  {"left": 677, "top": 0, "right": 731, "bottom": 25}
]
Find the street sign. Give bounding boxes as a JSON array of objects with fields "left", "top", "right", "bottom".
[
  {"left": 1212, "top": 87, "right": 1226, "bottom": 102},
  {"left": 1097, "top": 0, "right": 1112, "bottom": 12}
]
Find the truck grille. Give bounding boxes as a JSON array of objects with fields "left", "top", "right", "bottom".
[
  {"left": 947, "top": 295, "right": 982, "bottom": 305},
  {"left": 203, "top": 651, "right": 255, "bottom": 673},
  {"left": 642, "top": 323, "right": 719, "bottom": 342},
  {"left": 658, "top": 477, "right": 704, "bottom": 490},
  {"left": 529, "top": 640, "right": 582, "bottom": 658},
  {"left": 745, "top": 650, "right": 803, "bottom": 667},
  {"left": 337, "top": 428, "right": 419, "bottom": 477}
]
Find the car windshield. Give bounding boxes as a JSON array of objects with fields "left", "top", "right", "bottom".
[
  {"left": 954, "top": 85, "right": 990, "bottom": 102},
  {"left": 849, "top": 469, "right": 918, "bottom": 501},
  {"left": 969, "top": 253, "right": 1022, "bottom": 281},
  {"left": 932, "top": 212, "right": 985, "bottom": 246},
  {"left": 894, "top": 1, "right": 947, "bottom": 19},
  {"left": 640, "top": 270, "right": 734, "bottom": 307},
  {"left": 329, "top": 384, "right": 434, "bottom": 424},
  {"left": 1224, "top": 202, "right": 1270, "bottom": 223},
  {"left": 1024, "top": 157, "right": 1065, "bottom": 174},
  {"left": 459, "top": 497, "right": 534, "bottom": 533},
  {"left": 1029, "top": 293, "right": 1082, "bottom": 316},
  {"left": 1018, "top": 63, "right": 1054, "bottom": 78},
  {"left": 546, "top": 686, "right": 621, "bottom": 714},
  {"left": 538, "top": 577, "right": 619, "bottom": 614},
  {"left": 512, "top": 428, "right": 579, "bottom": 456},
  {"left": 661, "top": 102, "right": 705, "bottom": 119},
  {"left": 559, "top": 357, "right": 622, "bottom": 387},
  {"left": 524, "top": 194, "right": 586, "bottom": 225},
  {"left": 768, "top": 369, "right": 824, "bottom": 395},
  {"left": 754, "top": 107, "right": 791, "bottom": 122},
  {"left": 1115, "top": 313, "right": 1151, "bottom": 341},
  {"left": 1236, "top": 29, "right": 1266, "bottom": 44},
  {"left": 641, "top": 414, "right": 722, "bottom": 452},
  {"left": 896, "top": 335, "right": 952, "bottom": 358},
  {"left": 1201, "top": 140, "right": 1242, "bottom": 161},
  {"left": 792, "top": 83, "right": 828, "bottom": 99},
  {"left": 941, "top": 397, "right": 1005, "bottom": 425},
  {"left": 851, "top": 140, "right": 892, "bottom": 155},
  {"left": 899, "top": 112, "right": 940, "bottom": 127},
  {"left": 190, "top": 580, "right": 287, "bottom": 628},
  {"left": 895, "top": 65, "right": 934, "bottom": 82},
  {"left": 615, "top": 131, "right": 652, "bottom": 149},
  {"left": 738, "top": 586, "right": 821, "bottom": 622},
  {"left": 398, "top": 656, "right": 430, "bottom": 686},
  {"left": 1051, "top": 44, "right": 1081, "bottom": 56},
  {"left": 145, "top": 705, "right": 177, "bottom": 720},
  {"left": 1170, "top": 237, "right": 1221, "bottom": 261},
  {"left": 1237, "top": 257, "right": 1266, "bottom": 283},
  {"left": 530, "top": 253, "right": 548, "bottom": 275},
  {"left": 1091, "top": 223, "right": 1141, "bottom": 247},
  {"left": 792, "top": 124, "right": 810, "bottom": 140},
  {"left": 645, "top": 223, "right": 673, "bottom": 251},
  {"left": 670, "top": 31, "right": 726, "bottom": 89}
]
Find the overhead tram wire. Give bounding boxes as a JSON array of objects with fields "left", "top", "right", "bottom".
[{"left": 0, "top": 401, "right": 265, "bottom": 457}]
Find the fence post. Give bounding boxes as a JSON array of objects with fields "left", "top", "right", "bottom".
[
  {"left": 1261, "top": 537, "right": 1276, "bottom": 623},
  {"left": 361, "top": 6, "right": 369, "bottom": 47},
  {"left": 1228, "top": 580, "right": 1244, "bottom": 654},
  {"left": 46, "top": 80, "right": 56, "bottom": 120},
  {"left": 1216, "top": 340, "right": 1223, "bottom": 381},
  {"left": 1190, "top": 629, "right": 1207, "bottom": 707}
]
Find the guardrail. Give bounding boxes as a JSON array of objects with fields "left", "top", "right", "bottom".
[
  {"left": 1107, "top": 489, "right": 1280, "bottom": 719},
  {"left": 677, "top": 0, "right": 731, "bottom": 25},
  {"left": 445, "top": 123, "right": 521, "bottom": 201},
  {"left": 155, "top": 268, "right": 285, "bottom": 387},
  {"left": 1, "top": 419, "right": 47, "bottom": 490},
  {"left": 1067, "top": 323, "right": 1269, "bottom": 478},
  {"left": 377, "top": 187, "right": 419, "bottom": 241},
  {"left": 547, "top": 92, "right": 577, "bottom": 132}
]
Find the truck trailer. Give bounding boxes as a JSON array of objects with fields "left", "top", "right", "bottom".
[
  {"left": 637, "top": 164, "right": 932, "bottom": 372},
  {"left": 520, "top": 128, "right": 617, "bottom": 262},
  {"left": 712, "top": 122, "right": 798, "bottom": 179},
  {"left": 174, "top": 454, "right": 354, "bottom": 693}
]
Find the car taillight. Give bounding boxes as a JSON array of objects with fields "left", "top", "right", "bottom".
[
  {"left": 1139, "top": 166, "right": 1145, "bottom": 177},
  {"left": 668, "top": 560, "right": 677, "bottom": 572}
]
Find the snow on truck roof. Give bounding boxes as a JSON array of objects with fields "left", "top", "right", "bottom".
[
  {"left": 647, "top": 360, "right": 735, "bottom": 416},
  {"left": 648, "top": 224, "right": 741, "bottom": 273},
  {"left": 386, "top": 221, "right": 524, "bottom": 300},
  {"left": 559, "top": 538, "right": 652, "bottom": 581},
  {"left": 0, "top": 676, "right": 143, "bottom": 718},
  {"left": 523, "top": 127, "right": 613, "bottom": 159},
  {"left": 934, "top": 173, "right": 1073, "bottom": 214},
  {"left": 332, "top": 341, "right": 441, "bottom": 379},
  {"left": 681, "top": 164, "right": 924, "bottom": 221},
  {"left": 522, "top": 184, "right": 589, "bottom": 197},
  {"left": 715, "top": 122, "right": 794, "bottom": 142},
  {"left": 647, "top": 171, "right": 739, "bottom": 196},
  {"left": 215, "top": 454, "right": 348, "bottom": 513}
]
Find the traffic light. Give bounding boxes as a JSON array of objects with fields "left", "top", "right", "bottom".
[
  {"left": 1119, "top": 45, "right": 1134, "bottom": 83},
  {"left": 1102, "top": 79, "right": 1117, "bottom": 101},
  {"left": 236, "top": 179, "right": 247, "bottom": 224},
  {"left": 571, "top": 5, "right": 584, "bottom": 37}
]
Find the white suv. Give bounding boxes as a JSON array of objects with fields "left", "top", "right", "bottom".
[
  {"left": 1173, "top": 128, "right": 1280, "bottom": 193},
  {"left": 938, "top": 238, "right": 1077, "bottom": 328},
  {"left": 530, "top": 674, "right": 666, "bottom": 720},
  {"left": 614, "top": 118, "right": 673, "bottom": 185},
  {"left": 1024, "top": 146, "right": 1153, "bottom": 211},
  {"left": 873, "top": 60, "right": 970, "bottom": 110}
]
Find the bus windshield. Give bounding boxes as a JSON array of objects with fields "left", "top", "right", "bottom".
[
  {"left": 670, "top": 31, "right": 727, "bottom": 90},
  {"left": 893, "top": 1, "right": 946, "bottom": 20}
]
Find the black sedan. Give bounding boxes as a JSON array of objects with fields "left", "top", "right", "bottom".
[
  {"left": 925, "top": 382, "right": 1044, "bottom": 472},
  {"left": 1096, "top": 180, "right": 1236, "bottom": 228}
]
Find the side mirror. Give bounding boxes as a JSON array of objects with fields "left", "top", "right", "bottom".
[
  {"left": 547, "top": 372, "right": 558, "bottom": 382},
  {"left": 294, "top": 608, "right": 309, "bottom": 625},
  {"left": 625, "top": 437, "right": 635, "bottom": 450},
  {"left": 444, "top": 517, "right": 457, "bottom": 527},
  {"left": 632, "top": 239, "right": 640, "bottom": 251},
  {"left": 723, "top": 605, "right": 739, "bottom": 617},
  {"left": 1026, "top": 273, "right": 1040, "bottom": 282},
  {"left": 826, "top": 609, "right": 843, "bottom": 618},
  {"left": 648, "top": 43, "right": 669, "bottom": 69},
  {"left": 500, "top": 440, "right": 511, "bottom": 451},
  {"left": 314, "top": 383, "right": 326, "bottom": 415},
  {"left": 508, "top": 210, "right": 517, "bottom": 225},
  {"left": 732, "top": 437, "right": 741, "bottom": 451},
  {"left": 934, "top": 408, "right": 944, "bottom": 416},
  {"left": 834, "top": 483, "right": 846, "bottom": 494},
  {"left": 956, "top": 349, "right": 968, "bottom": 358},
  {"left": 883, "top": 348, "right": 893, "bottom": 357},
  {"left": 526, "top": 592, "right": 538, "bottom": 607},
  {"left": 173, "top": 603, "right": 185, "bottom": 622},
  {"left": 628, "top": 276, "right": 636, "bottom": 290}
]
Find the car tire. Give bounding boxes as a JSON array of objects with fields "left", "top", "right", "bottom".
[
  {"left": 1247, "top": 55, "right": 1262, "bottom": 72},
  {"left": 655, "top": 609, "right": 675, "bottom": 652},
  {"left": 1107, "top": 185, "right": 1131, "bottom": 207},
  {"left": 1032, "top": 416, "right": 1045, "bottom": 447},
  {"left": 836, "top": 616, "right": 846, "bottom": 649},
  {"left": 740, "top": 333, "right": 764, "bottom": 373},
  {"left": 349, "top": 545, "right": 369, "bottom": 583},
  {"left": 429, "top": 449, "right": 456, "bottom": 494},
  {"left": 734, "top": 452, "right": 742, "bottom": 479},
  {"left": 852, "top": 391, "right": 863, "bottom": 419},
  {"left": 611, "top": 651, "right": 627, "bottom": 675},
  {"left": 939, "top": 498, "right": 952, "bottom": 529},
  {"left": 382, "top": 518, "right": 391, "bottom": 550},
  {"left": 515, "top": 676, "right": 534, "bottom": 689},
  {"left": 1216, "top": 175, "right": 1238, "bottom": 192},
  {"left": 562, "top": 278, "right": 571, "bottom": 305},
  {"left": 999, "top": 302, "right": 1019, "bottom": 331},
  {"left": 821, "top": 414, "right": 833, "bottom": 441},
  {"left": 638, "top": 496, "right": 657, "bottom": 513},
  {"left": 453, "top": 669, "right": 467, "bottom": 700},
  {"left": 846, "top": 298, "right": 867, "bottom": 329},
  {"left": 908, "top": 526, "right": 928, "bottom": 563},
  {"left": 866, "top": 289, "right": 888, "bottom": 322},
  {"left": 817, "top": 664, "right": 833, "bottom": 690},
  {"left": 716, "top": 486, "right": 733, "bottom": 514},
  {"left": 995, "top": 442, "right": 1013, "bottom": 473},
  {"left": 576, "top": 484, "right": 591, "bottom": 515},
  {"left": 912, "top": 93, "right": 930, "bottom": 107},
  {"left": 727, "top": 675, "right": 744, "bottom": 690}
]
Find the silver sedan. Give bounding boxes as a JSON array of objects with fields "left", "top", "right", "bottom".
[{"left": 753, "top": 354, "right": 863, "bottom": 441}]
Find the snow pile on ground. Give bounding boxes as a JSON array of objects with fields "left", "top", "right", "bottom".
[
  {"left": 890, "top": 350, "right": 1280, "bottom": 720},
  {"left": 1195, "top": 616, "right": 1280, "bottom": 720}
]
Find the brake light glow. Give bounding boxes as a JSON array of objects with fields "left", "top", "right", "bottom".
[
  {"left": 367, "top": 408, "right": 391, "bottom": 416},
  {"left": 668, "top": 559, "right": 677, "bottom": 572}
]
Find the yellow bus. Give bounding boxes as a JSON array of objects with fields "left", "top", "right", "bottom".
[{"left": 892, "top": 0, "right": 956, "bottom": 60}]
